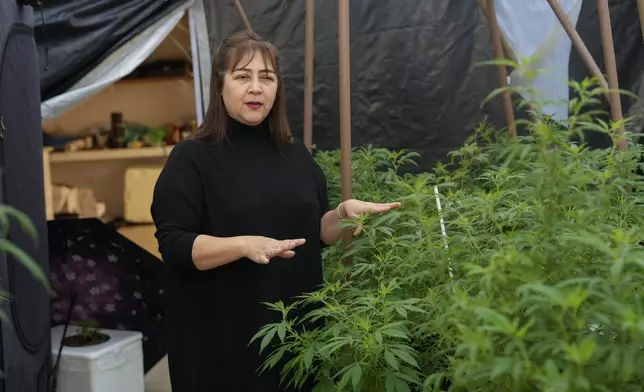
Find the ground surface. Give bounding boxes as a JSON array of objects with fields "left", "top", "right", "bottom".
[{"left": 145, "top": 355, "right": 171, "bottom": 392}]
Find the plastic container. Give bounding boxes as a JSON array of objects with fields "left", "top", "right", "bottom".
[
  {"left": 123, "top": 165, "right": 163, "bottom": 223},
  {"left": 50, "top": 325, "right": 145, "bottom": 392}
]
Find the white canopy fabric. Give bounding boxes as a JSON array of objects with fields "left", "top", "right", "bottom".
[
  {"left": 496, "top": 0, "right": 583, "bottom": 121},
  {"left": 41, "top": 0, "right": 594, "bottom": 125}
]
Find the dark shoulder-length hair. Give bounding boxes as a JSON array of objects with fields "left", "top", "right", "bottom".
[{"left": 190, "top": 31, "right": 292, "bottom": 148}]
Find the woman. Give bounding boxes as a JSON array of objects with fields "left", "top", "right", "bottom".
[{"left": 151, "top": 31, "right": 400, "bottom": 391}]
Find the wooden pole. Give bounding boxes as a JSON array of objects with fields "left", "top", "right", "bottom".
[
  {"left": 638, "top": 0, "right": 644, "bottom": 41},
  {"left": 486, "top": 0, "right": 517, "bottom": 138},
  {"left": 338, "top": 0, "right": 353, "bottom": 256},
  {"left": 232, "top": 0, "right": 253, "bottom": 33},
  {"left": 475, "top": 0, "right": 537, "bottom": 120},
  {"left": 304, "top": 0, "right": 315, "bottom": 152},
  {"left": 474, "top": 0, "right": 518, "bottom": 64},
  {"left": 338, "top": 0, "right": 352, "bottom": 203},
  {"left": 597, "top": 0, "right": 627, "bottom": 150},
  {"left": 545, "top": 0, "right": 610, "bottom": 103}
]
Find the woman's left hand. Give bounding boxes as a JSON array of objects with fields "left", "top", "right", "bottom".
[{"left": 338, "top": 199, "right": 401, "bottom": 236}]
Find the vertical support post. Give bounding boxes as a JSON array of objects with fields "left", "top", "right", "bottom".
[
  {"left": 232, "top": 0, "right": 253, "bottom": 33},
  {"left": 638, "top": 0, "right": 644, "bottom": 41},
  {"left": 486, "top": 0, "right": 517, "bottom": 138},
  {"left": 474, "top": 0, "right": 518, "bottom": 64},
  {"left": 597, "top": 0, "right": 627, "bottom": 150},
  {"left": 475, "top": 0, "right": 537, "bottom": 120},
  {"left": 304, "top": 0, "right": 315, "bottom": 152},
  {"left": 546, "top": 0, "right": 609, "bottom": 101},
  {"left": 188, "top": 6, "right": 204, "bottom": 124},
  {"left": 338, "top": 0, "right": 353, "bottom": 257},
  {"left": 338, "top": 0, "right": 352, "bottom": 203}
]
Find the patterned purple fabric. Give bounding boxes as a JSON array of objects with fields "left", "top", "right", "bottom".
[{"left": 48, "top": 218, "right": 167, "bottom": 373}]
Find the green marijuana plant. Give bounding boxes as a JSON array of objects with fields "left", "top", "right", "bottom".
[
  {"left": 0, "top": 204, "right": 47, "bottom": 326},
  {"left": 254, "top": 77, "right": 644, "bottom": 392}
]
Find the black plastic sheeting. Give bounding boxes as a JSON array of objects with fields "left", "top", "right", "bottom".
[
  {"left": 0, "top": 2, "right": 50, "bottom": 391},
  {"left": 204, "top": 1, "right": 506, "bottom": 170},
  {"left": 204, "top": 1, "right": 643, "bottom": 168},
  {"left": 35, "top": 0, "right": 186, "bottom": 102},
  {"left": 571, "top": 0, "right": 644, "bottom": 149}
]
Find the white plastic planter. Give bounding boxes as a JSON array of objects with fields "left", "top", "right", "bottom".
[{"left": 51, "top": 325, "right": 145, "bottom": 392}]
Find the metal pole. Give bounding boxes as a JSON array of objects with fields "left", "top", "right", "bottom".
[
  {"left": 232, "top": 0, "right": 253, "bottom": 33},
  {"left": 304, "top": 0, "right": 315, "bottom": 152},
  {"left": 546, "top": 0, "right": 610, "bottom": 101},
  {"left": 597, "top": 0, "right": 627, "bottom": 150},
  {"left": 487, "top": 0, "right": 517, "bottom": 138}
]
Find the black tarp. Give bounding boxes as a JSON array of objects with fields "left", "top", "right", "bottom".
[
  {"left": 0, "top": 2, "right": 50, "bottom": 392},
  {"left": 35, "top": 0, "right": 187, "bottom": 102},
  {"left": 204, "top": 1, "right": 644, "bottom": 168},
  {"left": 204, "top": 1, "right": 506, "bottom": 170}
]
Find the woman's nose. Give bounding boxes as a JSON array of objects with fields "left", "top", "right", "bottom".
[{"left": 249, "top": 76, "right": 261, "bottom": 94}]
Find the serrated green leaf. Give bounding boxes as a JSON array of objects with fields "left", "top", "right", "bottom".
[
  {"left": 386, "top": 373, "right": 410, "bottom": 392},
  {"left": 337, "top": 363, "right": 362, "bottom": 391},
  {"left": 259, "top": 328, "right": 276, "bottom": 353},
  {"left": 390, "top": 348, "right": 419, "bottom": 368},
  {"left": 303, "top": 346, "right": 314, "bottom": 370},
  {"left": 384, "top": 350, "right": 399, "bottom": 370},
  {"left": 277, "top": 322, "right": 286, "bottom": 342},
  {"left": 0, "top": 205, "right": 38, "bottom": 245},
  {"left": 490, "top": 356, "right": 514, "bottom": 379},
  {"left": 0, "top": 238, "right": 47, "bottom": 288}
]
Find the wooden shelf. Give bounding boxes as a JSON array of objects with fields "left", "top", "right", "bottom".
[
  {"left": 117, "top": 75, "right": 192, "bottom": 85},
  {"left": 49, "top": 146, "right": 174, "bottom": 163}
]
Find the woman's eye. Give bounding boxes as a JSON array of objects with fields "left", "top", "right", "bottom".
[
  {"left": 262, "top": 76, "right": 274, "bottom": 82},
  {"left": 236, "top": 74, "right": 250, "bottom": 80}
]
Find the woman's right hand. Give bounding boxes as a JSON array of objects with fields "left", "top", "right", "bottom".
[{"left": 242, "top": 236, "right": 306, "bottom": 264}]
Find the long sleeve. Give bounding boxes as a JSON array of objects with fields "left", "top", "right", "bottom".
[
  {"left": 151, "top": 140, "right": 205, "bottom": 274},
  {"left": 313, "top": 160, "right": 331, "bottom": 218}
]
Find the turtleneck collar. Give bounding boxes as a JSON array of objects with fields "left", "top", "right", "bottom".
[{"left": 227, "top": 117, "right": 271, "bottom": 141}]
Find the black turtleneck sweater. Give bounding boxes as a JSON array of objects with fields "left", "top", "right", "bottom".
[{"left": 151, "top": 119, "right": 329, "bottom": 392}]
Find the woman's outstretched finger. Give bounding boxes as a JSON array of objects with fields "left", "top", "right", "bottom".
[
  {"left": 371, "top": 202, "right": 401, "bottom": 212},
  {"left": 279, "top": 250, "right": 296, "bottom": 258},
  {"left": 281, "top": 239, "right": 306, "bottom": 250}
]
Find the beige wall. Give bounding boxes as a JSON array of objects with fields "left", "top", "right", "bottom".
[{"left": 43, "top": 78, "right": 196, "bottom": 135}]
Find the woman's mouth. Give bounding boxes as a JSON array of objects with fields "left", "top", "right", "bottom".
[{"left": 246, "top": 102, "right": 263, "bottom": 110}]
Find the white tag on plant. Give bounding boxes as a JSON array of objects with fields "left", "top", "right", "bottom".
[{"left": 434, "top": 185, "right": 453, "bottom": 279}]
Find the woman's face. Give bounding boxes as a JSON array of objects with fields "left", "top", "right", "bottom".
[{"left": 222, "top": 51, "right": 278, "bottom": 126}]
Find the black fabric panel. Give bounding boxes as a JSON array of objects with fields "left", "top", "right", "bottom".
[
  {"left": 1, "top": 25, "right": 50, "bottom": 354},
  {"left": 0, "top": 4, "right": 50, "bottom": 391},
  {"left": 35, "top": 0, "right": 186, "bottom": 101},
  {"left": 204, "top": 0, "right": 505, "bottom": 170},
  {"left": 569, "top": 0, "right": 644, "bottom": 148}
]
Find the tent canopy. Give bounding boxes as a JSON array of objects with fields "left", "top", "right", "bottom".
[
  {"left": 36, "top": 0, "right": 196, "bottom": 122},
  {"left": 35, "top": 0, "right": 644, "bottom": 168},
  {"left": 199, "top": 0, "right": 643, "bottom": 168}
]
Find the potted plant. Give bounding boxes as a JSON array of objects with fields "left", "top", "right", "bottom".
[{"left": 62, "top": 320, "right": 111, "bottom": 347}]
